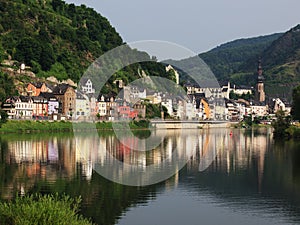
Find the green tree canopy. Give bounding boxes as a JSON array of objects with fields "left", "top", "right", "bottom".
[
  {"left": 0, "top": 71, "right": 15, "bottom": 102},
  {"left": 292, "top": 85, "right": 300, "bottom": 120}
]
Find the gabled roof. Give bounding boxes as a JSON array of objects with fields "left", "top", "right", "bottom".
[
  {"left": 251, "top": 100, "right": 267, "bottom": 106},
  {"left": 29, "top": 82, "right": 45, "bottom": 89},
  {"left": 32, "top": 96, "right": 48, "bottom": 103},
  {"left": 39, "top": 92, "right": 58, "bottom": 101},
  {"left": 76, "top": 91, "right": 88, "bottom": 100},
  {"left": 52, "top": 84, "right": 74, "bottom": 95},
  {"left": 19, "top": 96, "right": 33, "bottom": 103}
]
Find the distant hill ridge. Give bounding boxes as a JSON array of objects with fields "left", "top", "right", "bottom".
[{"left": 187, "top": 24, "right": 300, "bottom": 100}]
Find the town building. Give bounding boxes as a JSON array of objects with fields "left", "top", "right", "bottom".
[
  {"left": 117, "top": 101, "right": 138, "bottom": 120},
  {"left": 32, "top": 96, "right": 48, "bottom": 118},
  {"left": 272, "top": 98, "right": 292, "bottom": 115},
  {"left": 52, "top": 84, "right": 76, "bottom": 118},
  {"left": 2, "top": 97, "right": 17, "bottom": 119},
  {"left": 80, "top": 78, "right": 95, "bottom": 94},
  {"left": 27, "top": 82, "right": 48, "bottom": 96},
  {"left": 97, "top": 95, "right": 107, "bottom": 120},
  {"left": 250, "top": 103, "right": 269, "bottom": 117},
  {"left": 166, "top": 65, "right": 180, "bottom": 85},
  {"left": 39, "top": 93, "right": 60, "bottom": 119},
  {"left": 75, "top": 91, "right": 90, "bottom": 120},
  {"left": 14, "top": 96, "right": 34, "bottom": 119}
]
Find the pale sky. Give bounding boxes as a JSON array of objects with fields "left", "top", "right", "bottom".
[{"left": 65, "top": 0, "right": 300, "bottom": 54}]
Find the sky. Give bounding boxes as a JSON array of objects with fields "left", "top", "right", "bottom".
[{"left": 65, "top": 0, "right": 300, "bottom": 54}]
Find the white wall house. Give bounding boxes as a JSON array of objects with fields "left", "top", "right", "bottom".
[
  {"left": 15, "top": 96, "right": 34, "bottom": 119},
  {"left": 251, "top": 104, "right": 268, "bottom": 117},
  {"left": 75, "top": 91, "right": 90, "bottom": 120},
  {"left": 81, "top": 79, "right": 95, "bottom": 94},
  {"left": 97, "top": 95, "right": 107, "bottom": 118},
  {"left": 161, "top": 98, "right": 174, "bottom": 116}
]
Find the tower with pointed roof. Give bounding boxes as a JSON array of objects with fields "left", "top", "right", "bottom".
[{"left": 256, "top": 59, "right": 265, "bottom": 102}]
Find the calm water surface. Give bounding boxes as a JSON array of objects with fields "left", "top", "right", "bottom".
[{"left": 0, "top": 128, "right": 300, "bottom": 225}]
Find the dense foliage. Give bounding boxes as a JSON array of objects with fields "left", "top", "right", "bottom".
[
  {"left": 272, "top": 110, "right": 292, "bottom": 138},
  {"left": 0, "top": 0, "right": 175, "bottom": 93},
  {"left": 189, "top": 24, "right": 300, "bottom": 100},
  {"left": 229, "top": 90, "right": 253, "bottom": 101},
  {"left": 0, "top": 0, "right": 122, "bottom": 82},
  {"left": 292, "top": 85, "right": 300, "bottom": 120},
  {"left": 199, "top": 33, "right": 282, "bottom": 84},
  {"left": 0, "top": 71, "right": 16, "bottom": 102},
  {"left": 144, "top": 102, "right": 169, "bottom": 119},
  {"left": 0, "top": 194, "right": 92, "bottom": 225}
]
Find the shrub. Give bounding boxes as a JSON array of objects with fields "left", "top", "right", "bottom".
[{"left": 0, "top": 194, "right": 92, "bottom": 225}]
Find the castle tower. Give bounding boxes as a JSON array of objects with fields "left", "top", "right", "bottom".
[{"left": 256, "top": 59, "right": 265, "bottom": 102}]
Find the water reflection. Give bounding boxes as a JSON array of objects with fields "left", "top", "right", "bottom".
[{"left": 0, "top": 128, "right": 300, "bottom": 225}]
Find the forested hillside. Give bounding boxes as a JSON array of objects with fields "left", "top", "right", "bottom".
[
  {"left": 0, "top": 0, "right": 175, "bottom": 99},
  {"left": 199, "top": 33, "right": 282, "bottom": 83},
  {"left": 0, "top": 0, "right": 123, "bottom": 82},
  {"left": 194, "top": 25, "right": 300, "bottom": 100},
  {"left": 241, "top": 25, "right": 300, "bottom": 98}
]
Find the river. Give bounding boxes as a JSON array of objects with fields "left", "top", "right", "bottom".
[{"left": 0, "top": 128, "right": 300, "bottom": 225}]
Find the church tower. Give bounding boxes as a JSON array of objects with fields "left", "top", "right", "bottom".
[{"left": 256, "top": 59, "right": 265, "bottom": 102}]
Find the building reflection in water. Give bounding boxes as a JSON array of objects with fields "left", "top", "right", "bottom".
[{"left": 2, "top": 128, "right": 272, "bottom": 198}]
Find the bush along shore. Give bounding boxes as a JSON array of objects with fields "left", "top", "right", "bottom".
[
  {"left": 0, "top": 194, "right": 92, "bottom": 225},
  {"left": 0, "top": 120, "right": 151, "bottom": 134}
]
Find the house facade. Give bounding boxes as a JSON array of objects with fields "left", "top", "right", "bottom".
[
  {"left": 27, "top": 82, "right": 47, "bottom": 96},
  {"left": 53, "top": 84, "right": 76, "bottom": 118}
]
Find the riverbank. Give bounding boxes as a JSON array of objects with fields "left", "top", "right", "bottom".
[
  {"left": 0, "top": 120, "right": 150, "bottom": 134},
  {"left": 286, "top": 125, "right": 300, "bottom": 139}
]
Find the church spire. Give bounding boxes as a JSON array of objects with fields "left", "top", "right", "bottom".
[
  {"left": 256, "top": 59, "right": 265, "bottom": 102},
  {"left": 257, "top": 59, "right": 264, "bottom": 82}
]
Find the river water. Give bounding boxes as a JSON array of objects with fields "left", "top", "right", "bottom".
[{"left": 0, "top": 128, "right": 300, "bottom": 225}]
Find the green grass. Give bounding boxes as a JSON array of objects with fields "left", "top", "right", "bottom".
[
  {"left": 0, "top": 194, "right": 92, "bottom": 225},
  {"left": 0, "top": 120, "right": 151, "bottom": 134}
]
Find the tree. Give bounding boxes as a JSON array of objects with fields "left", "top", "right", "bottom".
[
  {"left": 0, "top": 72, "right": 15, "bottom": 102},
  {"left": 15, "top": 37, "right": 42, "bottom": 66},
  {"left": 292, "top": 85, "right": 300, "bottom": 120},
  {"left": 96, "top": 113, "right": 100, "bottom": 120},
  {"left": 40, "top": 44, "right": 56, "bottom": 71},
  {"left": 0, "top": 40, "right": 5, "bottom": 62},
  {"left": 272, "top": 110, "right": 292, "bottom": 138},
  {"left": 51, "top": 0, "right": 65, "bottom": 11},
  {"left": 0, "top": 110, "right": 8, "bottom": 127}
]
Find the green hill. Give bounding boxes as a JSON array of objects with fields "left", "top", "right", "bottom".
[
  {"left": 0, "top": 0, "right": 175, "bottom": 99},
  {"left": 0, "top": 0, "right": 123, "bottom": 82},
  {"left": 240, "top": 24, "right": 300, "bottom": 99},
  {"left": 199, "top": 33, "right": 282, "bottom": 83},
  {"left": 194, "top": 25, "right": 300, "bottom": 100}
]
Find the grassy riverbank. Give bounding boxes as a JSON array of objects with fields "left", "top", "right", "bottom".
[
  {"left": 0, "top": 120, "right": 150, "bottom": 134},
  {"left": 286, "top": 125, "right": 300, "bottom": 139},
  {"left": 0, "top": 194, "right": 92, "bottom": 225}
]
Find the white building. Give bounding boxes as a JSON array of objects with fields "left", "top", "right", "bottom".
[
  {"left": 97, "top": 95, "right": 107, "bottom": 118},
  {"left": 161, "top": 98, "right": 174, "bottom": 116},
  {"left": 15, "top": 96, "right": 34, "bottom": 119},
  {"left": 123, "top": 86, "right": 146, "bottom": 103},
  {"left": 75, "top": 91, "right": 90, "bottom": 120},
  {"left": 250, "top": 104, "right": 268, "bottom": 117},
  {"left": 273, "top": 98, "right": 291, "bottom": 115},
  {"left": 166, "top": 65, "right": 180, "bottom": 85},
  {"left": 81, "top": 78, "right": 95, "bottom": 94},
  {"left": 88, "top": 94, "right": 98, "bottom": 119}
]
